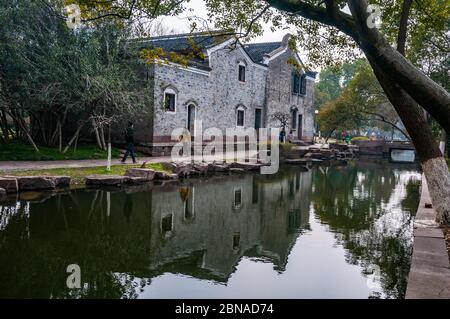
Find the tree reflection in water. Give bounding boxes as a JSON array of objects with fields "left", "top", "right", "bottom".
[
  {"left": 312, "top": 161, "right": 421, "bottom": 298},
  {"left": 0, "top": 162, "right": 420, "bottom": 298}
]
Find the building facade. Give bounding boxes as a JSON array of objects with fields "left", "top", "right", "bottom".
[{"left": 134, "top": 32, "right": 316, "bottom": 155}]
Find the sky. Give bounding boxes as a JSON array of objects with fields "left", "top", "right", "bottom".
[{"left": 160, "top": 0, "right": 290, "bottom": 43}]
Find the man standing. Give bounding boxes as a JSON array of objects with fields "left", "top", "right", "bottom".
[{"left": 121, "top": 121, "right": 137, "bottom": 164}]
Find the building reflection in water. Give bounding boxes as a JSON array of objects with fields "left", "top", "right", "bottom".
[{"left": 0, "top": 162, "right": 420, "bottom": 299}]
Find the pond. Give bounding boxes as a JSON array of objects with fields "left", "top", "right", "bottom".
[{"left": 0, "top": 161, "right": 421, "bottom": 299}]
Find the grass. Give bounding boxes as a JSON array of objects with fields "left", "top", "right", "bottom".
[
  {"left": 0, "top": 142, "right": 123, "bottom": 161},
  {"left": 1, "top": 162, "right": 167, "bottom": 185},
  {"left": 350, "top": 136, "right": 369, "bottom": 141}
]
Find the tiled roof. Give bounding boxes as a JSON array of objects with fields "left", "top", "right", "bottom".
[
  {"left": 131, "top": 32, "right": 233, "bottom": 71},
  {"left": 243, "top": 42, "right": 283, "bottom": 64},
  {"left": 132, "top": 32, "right": 313, "bottom": 72}
]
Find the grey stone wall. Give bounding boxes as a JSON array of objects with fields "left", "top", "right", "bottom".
[
  {"left": 151, "top": 46, "right": 267, "bottom": 146},
  {"left": 265, "top": 50, "right": 315, "bottom": 142},
  {"left": 140, "top": 40, "right": 315, "bottom": 153}
]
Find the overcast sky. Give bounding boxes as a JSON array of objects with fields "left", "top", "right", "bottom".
[{"left": 160, "top": 0, "right": 289, "bottom": 43}]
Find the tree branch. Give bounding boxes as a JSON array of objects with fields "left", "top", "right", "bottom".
[{"left": 265, "top": 0, "right": 359, "bottom": 40}]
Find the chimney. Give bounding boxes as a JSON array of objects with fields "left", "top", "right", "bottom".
[{"left": 282, "top": 33, "right": 292, "bottom": 46}]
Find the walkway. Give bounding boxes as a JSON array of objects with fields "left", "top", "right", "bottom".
[
  {"left": 405, "top": 174, "right": 450, "bottom": 299},
  {"left": 0, "top": 150, "right": 259, "bottom": 172}
]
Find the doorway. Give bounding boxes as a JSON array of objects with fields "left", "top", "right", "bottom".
[
  {"left": 187, "top": 104, "right": 195, "bottom": 133},
  {"left": 297, "top": 114, "right": 303, "bottom": 140},
  {"left": 254, "top": 108, "right": 262, "bottom": 130}
]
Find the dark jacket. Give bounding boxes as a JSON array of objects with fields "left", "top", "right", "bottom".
[{"left": 124, "top": 126, "right": 134, "bottom": 144}]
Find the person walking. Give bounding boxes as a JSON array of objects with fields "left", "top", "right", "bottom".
[
  {"left": 121, "top": 121, "right": 137, "bottom": 164},
  {"left": 279, "top": 127, "right": 286, "bottom": 143}
]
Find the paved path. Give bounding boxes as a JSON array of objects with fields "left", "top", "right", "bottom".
[
  {"left": 405, "top": 174, "right": 450, "bottom": 299},
  {"left": 0, "top": 151, "right": 259, "bottom": 172}
]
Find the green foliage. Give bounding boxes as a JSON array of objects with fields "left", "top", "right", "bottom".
[
  {"left": 0, "top": 0, "right": 152, "bottom": 149},
  {"left": 317, "top": 91, "right": 360, "bottom": 135},
  {"left": 0, "top": 142, "right": 121, "bottom": 161},
  {"left": 314, "top": 59, "right": 367, "bottom": 109},
  {"left": 351, "top": 136, "right": 369, "bottom": 141},
  {"left": 317, "top": 59, "right": 405, "bottom": 138}
]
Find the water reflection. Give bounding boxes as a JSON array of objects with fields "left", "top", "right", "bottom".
[{"left": 0, "top": 161, "right": 420, "bottom": 299}]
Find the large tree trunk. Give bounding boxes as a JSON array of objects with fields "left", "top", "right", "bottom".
[
  {"left": 347, "top": 0, "right": 450, "bottom": 134},
  {"left": 369, "top": 59, "right": 450, "bottom": 225},
  {"left": 266, "top": 0, "right": 450, "bottom": 133}
]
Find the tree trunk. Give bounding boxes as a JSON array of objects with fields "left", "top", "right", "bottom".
[
  {"left": 8, "top": 110, "right": 40, "bottom": 153},
  {"left": 58, "top": 123, "right": 62, "bottom": 152},
  {"left": 347, "top": 0, "right": 450, "bottom": 134},
  {"left": 266, "top": 0, "right": 450, "bottom": 134},
  {"left": 99, "top": 125, "right": 106, "bottom": 150},
  {"left": 422, "top": 158, "right": 450, "bottom": 224},
  {"left": 369, "top": 59, "right": 450, "bottom": 225},
  {"left": 107, "top": 124, "right": 111, "bottom": 172},
  {"left": 63, "top": 123, "right": 84, "bottom": 154},
  {"left": 396, "top": 0, "right": 412, "bottom": 56},
  {"left": 92, "top": 118, "right": 103, "bottom": 150}
]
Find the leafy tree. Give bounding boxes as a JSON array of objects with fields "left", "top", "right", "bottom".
[
  {"left": 314, "top": 59, "right": 366, "bottom": 110},
  {"left": 3, "top": 0, "right": 450, "bottom": 223},
  {"left": 200, "top": 0, "right": 450, "bottom": 224},
  {"left": 318, "top": 60, "right": 409, "bottom": 141},
  {"left": 0, "top": 0, "right": 151, "bottom": 152}
]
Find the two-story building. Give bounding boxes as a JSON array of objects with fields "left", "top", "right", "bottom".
[{"left": 132, "top": 32, "right": 316, "bottom": 156}]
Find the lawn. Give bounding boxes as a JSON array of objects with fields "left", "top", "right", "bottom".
[
  {"left": 1, "top": 162, "right": 167, "bottom": 185},
  {"left": 0, "top": 142, "right": 123, "bottom": 161}
]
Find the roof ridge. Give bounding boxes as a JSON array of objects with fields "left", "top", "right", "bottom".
[
  {"left": 244, "top": 41, "right": 282, "bottom": 46},
  {"left": 139, "top": 30, "right": 231, "bottom": 41}
]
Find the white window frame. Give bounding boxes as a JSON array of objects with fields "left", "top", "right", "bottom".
[{"left": 163, "top": 87, "right": 177, "bottom": 114}]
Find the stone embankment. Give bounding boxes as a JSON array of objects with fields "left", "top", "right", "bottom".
[
  {"left": 84, "top": 162, "right": 267, "bottom": 187},
  {"left": 283, "top": 143, "right": 358, "bottom": 167},
  {"left": 0, "top": 176, "right": 70, "bottom": 194},
  {"left": 405, "top": 174, "right": 450, "bottom": 299}
]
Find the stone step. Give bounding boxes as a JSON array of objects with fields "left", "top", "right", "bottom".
[
  {"left": 0, "top": 176, "right": 70, "bottom": 192},
  {"left": 124, "top": 168, "right": 156, "bottom": 181},
  {"left": 0, "top": 177, "right": 19, "bottom": 193}
]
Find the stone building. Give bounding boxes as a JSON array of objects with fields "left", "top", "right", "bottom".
[{"left": 133, "top": 32, "right": 317, "bottom": 155}]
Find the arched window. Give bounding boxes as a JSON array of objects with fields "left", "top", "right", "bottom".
[
  {"left": 163, "top": 87, "right": 177, "bottom": 113},
  {"left": 236, "top": 105, "right": 245, "bottom": 127}
]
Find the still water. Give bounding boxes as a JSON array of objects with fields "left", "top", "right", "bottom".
[{"left": 0, "top": 161, "right": 421, "bottom": 299}]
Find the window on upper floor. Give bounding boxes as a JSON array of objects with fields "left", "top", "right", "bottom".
[
  {"left": 238, "top": 64, "right": 246, "bottom": 82},
  {"left": 292, "top": 72, "right": 301, "bottom": 94},
  {"left": 300, "top": 74, "right": 307, "bottom": 95},
  {"left": 164, "top": 88, "right": 177, "bottom": 113},
  {"left": 292, "top": 72, "right": 307, "bottom": 95}
]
